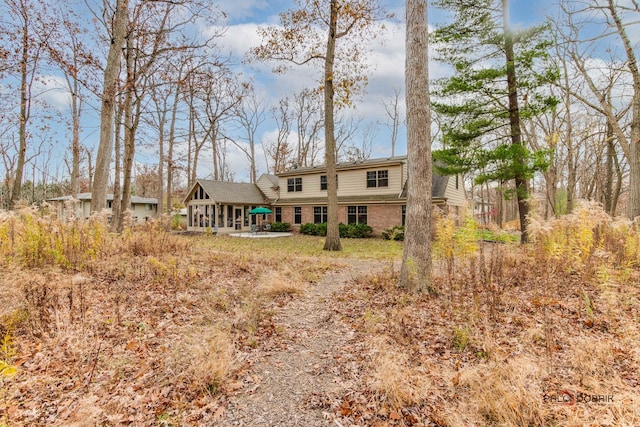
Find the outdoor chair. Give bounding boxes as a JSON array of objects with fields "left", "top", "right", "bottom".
[
  {"left": 251, "top": 224, "right": 258, "bottom": 234},
  {"left": 263, "top": 223, "right": 271, "bottom": 233}
]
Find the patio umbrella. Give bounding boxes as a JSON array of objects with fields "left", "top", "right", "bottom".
[{"left": 248, "top": 207, "right": 272, "bottom": 214}]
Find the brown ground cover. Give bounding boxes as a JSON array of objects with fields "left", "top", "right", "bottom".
[{"left": 1, "top": 202, "right": 638, "bottom": 426}]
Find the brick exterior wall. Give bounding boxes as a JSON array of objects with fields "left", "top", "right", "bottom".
[
  {"left": 366, "top": 204, "right": 403, "bottom": 233},
  {"left": 276, "top": 203, "right": 404, "bottom": 235}
]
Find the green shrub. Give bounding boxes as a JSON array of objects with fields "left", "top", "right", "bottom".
[
  {"left": 382, "top": 225, "right": 405, "bottom": 241},
  {"left": 301, "top": 222, "right": 372, "bottom": 238},
  {"left": 299, "top": 223, "right": 317, "bottom": 235},
  {"left": 339, "top": 222, "right": 373, "bottom": 238},
  {"left": 269, "top": 222, "right": 291, "bottom": 232},
  {"left": 315, "top": 222, "right": 327, "bottom": 236}
]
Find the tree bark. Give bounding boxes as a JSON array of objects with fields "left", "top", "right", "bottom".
[
  {"left": 503, "top": 0, "right": 530, "bottom": 243},
  {"left": 400, "top": 0, "right": 431, "bottom": 290},
  {"left": 606, "top": 0, "right": 640, "bottom": 220},
  {"left": 323, "top": 0, "right": 342, "bottom": 252},
  {"left": 92, "top": 0, "right": 128, "bottom": 214},
  {"left": 9, "top": 1, "right": 32, "bottom": 209}
]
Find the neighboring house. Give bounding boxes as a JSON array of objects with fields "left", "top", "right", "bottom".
[
  {"left": 46, "top": 193, "right": 158, "bottom": 224},
  {"left": 184, "top": 156, "right": 467, "bottom": 233},
  {"left": 183, "top": 179, "right": 270, "bottom": 232}
]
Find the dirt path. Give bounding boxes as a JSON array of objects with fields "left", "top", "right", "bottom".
[{"left": 220, "top": 261, "right": 387, "bottom": 426}]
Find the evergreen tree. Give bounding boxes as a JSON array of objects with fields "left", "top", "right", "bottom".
[{"left": 431, "top": 0, "right": 557, "bottom": 242}]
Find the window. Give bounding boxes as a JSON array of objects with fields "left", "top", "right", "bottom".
[
  {"left": 275, "top": 207, "right": 282, "bottom": 223},
  {"left": 107, "top": 200, "right": 113, "bottom": 208},
  {"left": 294, "top": 207, "right": 302, "bottom": 224},
  {"left": 313, "top": 206, "right": 328, "bottom": 224},
  {"left": 320, "top": 175, "right": 338, "bottom": 190},
  {"left": 366, "top": 170, "right": 389, "bottom": 188},
  {"left": 455, "top": 174, "right": 459, "bottom": 190},
  {"left": 347, "top": 206, "right": 367, "bottom": 224},
  {"left": 287, "top": 177, "right": 303, "bottom": 192}
]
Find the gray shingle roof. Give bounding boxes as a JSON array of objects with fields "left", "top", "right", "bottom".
[
  {"left": 194, "top": 180, "right": 266, "bottom": 205},
  {"left": 399, "top": 172, "right": 449, "bottom": 199},
  {"left": 261, "top": 174, "right": 279, "bottom": 187}
]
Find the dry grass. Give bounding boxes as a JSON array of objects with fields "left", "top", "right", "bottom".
[
  {"left": 369, "top": 337, "right": 433, "bottom": 408},
  {"left": 0, "top": 209, "right": 345, "bottom": 425},
  {"left": 173, "top": 326, "right": 235, "bottom": 396},
  {"left": 330, "top": 203, "right": 640, "bottom": 426},
  {"left": 448, "top": 356, "right": 547, "bottom": 426},
  {"left": 256, "top": 266, "right": 307, "bottom": 297}
]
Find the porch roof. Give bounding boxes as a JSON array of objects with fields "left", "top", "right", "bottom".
[{"left": 188, "top": 179, "right": 266, "bottom": 205}]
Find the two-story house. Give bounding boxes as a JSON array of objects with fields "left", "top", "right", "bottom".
[
  {"left": 184, "top": 156, "right": 466, "bottom": 234},
  {"left": 258, "top": 156, "right": 466, "bottom": 232}
]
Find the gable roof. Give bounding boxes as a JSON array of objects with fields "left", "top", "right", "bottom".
[
  {"left": 260, "top": 174, "right": 279, "bottom": 187},
  {"left": 47, "top": 193, "right": 157, "bottom": 204},
  {"left": 186, "top": 179, "right": 266, "bottom": 205}
]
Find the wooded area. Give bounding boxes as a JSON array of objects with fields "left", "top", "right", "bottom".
[{"left": 0, "top": 0, "right": 639, "bottom": 228}]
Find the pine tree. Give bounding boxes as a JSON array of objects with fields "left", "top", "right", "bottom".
[{"left": 431, "top": 0, "right": 557, "bottom": 242}]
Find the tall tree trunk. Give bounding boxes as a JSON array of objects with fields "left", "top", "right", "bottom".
[
  {"left": 606, "top": 0, "right": 640, "bottom": 220},
  {"left": 604, "top": 120, "right": 614, "bottom": 214},
  {"left": 70, "top": 87, "right": 81, "bottom": 198},
  {"left": 117, "top": 35, "right": 137, "bottom": 233},
  {"left": 562, "top": 54, "right": 576, "bottom": 214},
  {"left": 503, "top": 0, "right": 530, "bottom": 243},
  {"left": 9, "top": 4, "right": 31, "bottom": 209},
  {"left": 323, "top": 0, "right": 342, "bottom": 252},
  {"left": 400, "top": 0, "right": 431, "bottom": 290},
  {"left": 93, "top": 0, "right": 128, "bottom": 214},
  {"left": 166, "top": 84, "right": 180, "bottom": 213},
  {"left": 110, "top": 99, "right": 124, "bottom": 231}
]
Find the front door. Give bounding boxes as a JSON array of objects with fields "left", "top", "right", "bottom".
[{"left": 234, "top": 208, "right": 242, "bottom": 230}]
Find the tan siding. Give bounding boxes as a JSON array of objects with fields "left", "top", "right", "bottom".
[
  {"left": 278, "top": 164, "right": 405, "bottom": 200},
  {"left": 256, "top": 175, "right": 278, "bottom": 199},
  {"left": 444, "top": 176, "right": 467, "bottom": 208}
]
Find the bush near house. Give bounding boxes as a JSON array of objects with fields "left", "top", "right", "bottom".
[
  {"left": 300, "top": 222, "right": 373, "bottom": 238},
  {"left": 269, "top": 222, "right": 291, "bottom": 232},
  {"left": 381, "top": 225, "right": 405, "bottom": 241}
]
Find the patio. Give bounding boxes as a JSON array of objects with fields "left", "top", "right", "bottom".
[{"left": 229, "top": 231, "right": 293, "bottom": 239}]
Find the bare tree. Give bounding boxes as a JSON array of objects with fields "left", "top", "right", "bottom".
[
  {"left": 265, "top": 98, "right": 294, "bottom": 174},
  {"left": 253, "top": 0, "right": 390, "bottom": 251},
  {"left": 2, "top": 0, "right": 48, "bottom": 208},
  {"left": 92, "top": 0, "right": 128, "bottom": 214},
  {"left": 382, "top": 87, "right": 402, "bottom": 157},
  {"left": 231, "top": 83, "right": 266, "bottom": 183},
  {"left": 560, "top": 0, "right": 640, "bottom": 219},
  {"left": 400, "top": 0, "right": 432, "bottom": 290},
  {"left": 43, "top": 4, "right": 100, "bottom": 199}
]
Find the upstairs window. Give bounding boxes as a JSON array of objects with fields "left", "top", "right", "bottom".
[
  {"left": 320, "top": 175, "right": 338, "bottom": 190},
  {"left": 366, "top": 170, "right": 388, "bottom": 188},
  {"left": 287, "top": 177, "right": 303, "bottom": 192}
]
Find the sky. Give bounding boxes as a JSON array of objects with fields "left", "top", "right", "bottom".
[
  {"left": 184, "top": 0, "right": 558, "bottom": 182},
  {"left": 2, "top": 0, "right": 601, "bottom": 186}
]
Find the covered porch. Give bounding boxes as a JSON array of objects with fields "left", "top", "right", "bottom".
[
  {"left": 187, "top": 203, "right": 272, "bottom": 233},
  {"left": 184, "top": 179, "right": 271, "bottom": 233}
]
